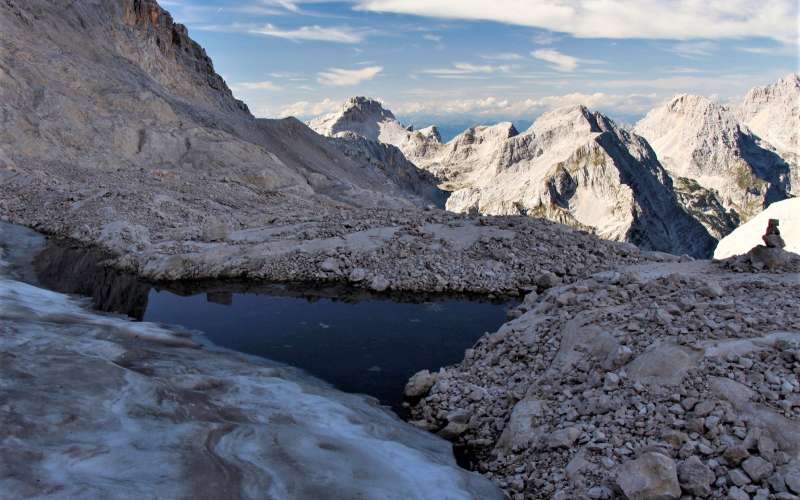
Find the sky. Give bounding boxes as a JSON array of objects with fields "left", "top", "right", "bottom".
[{"left": 162, "top": 0, "right": 799, "bottom": 131}]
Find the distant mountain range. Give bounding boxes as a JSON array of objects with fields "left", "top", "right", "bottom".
[{"left": 309, "top": 75, "right": 799, "bottom": 258}]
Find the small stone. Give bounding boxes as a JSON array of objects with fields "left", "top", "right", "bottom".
[
  {"left": 369, "top": 275, "right": 390, "bottom": 292},
  {"left": 678, "top": 456, "right": 714, "bottom": 497},
  {"left": 547, "top": 427, "right": 581, "bottom": 449},
  {"left": 446, "top": 408, "right": 471, "bottom": 424},
  {"left": 756, "top": 435, "right": 776, "bottom": 459},
  {"left": 768, "top": 473, "right": 787, "bottom": 493},
  {"left": 320, "top": 257, "right": 340, "bottom": 273},
  {"left": 694, "top": 400, "right": 716, "bottom": 417},
  {"left": 762, "top": 219, "right": 786, "bottom": 248},
  {"left": 723, "top": 445, "right": 750, "bottom": 466},
  {"left": 404, "top": 369, "right": 437, "bottom": 398},
  {"left": 437, "top": 421, "right": 468, "bottom": 440},
  {"left": 604, "top": 372, "right": 620, "bottom": 390},
  {"left": 617, "top": 452, "right": 681, "bottom": 500},
  {"left": 741, "top": 456, "right": 774, "bottom": 482},
  {"left": 556, "top": 291, "right": 576, "bottom": 305},
  {"left": 535, "top": 271, "right": 559, "bottom": 289},
  {"left": 728, "top": 469, "right": 751, "bottom": 487},
  {"left": 784, "top": 466, "right": 800, "bottom": 494},
  {"left": 753, "top": 488, "right": 770, "bottom": 500},
  {"left": 699, "top": 281, "right": 724, "bottom": 298},
  {"left": 663, "top": 430, "right": 689, "bottom": 449},
  {"left": 586, "top": 485, "right": 613, "bottom": 499},
  {"left": 348, "top": 267, "right": 368, "bottom": 282},
  {"left": 727, "top": 486, "right": 749, "bottom": 500}
]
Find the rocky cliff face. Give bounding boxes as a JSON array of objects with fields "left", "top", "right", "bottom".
[
  {"left": 308, "top": 97, "right": 445, "bottom": 166},
  {"left": 0, "top": 0, "right": 442, "bottom": 218},
  {"left": 635, "top": 94, "right": 791, "bottom": 222},
  {"left": 118, "top": 0, "right": 250, "bottom": 115},
  {"left": 441, "top": 107, "right": 717, "bottom": 257},
  {"left": 325, "top": 131, "right": 448, "bottom": 208},
  {"left": 738, "top": 73, "right": 800, "bottom": 195},
  {"left": 313, "top": 100, "right": 723, "bottom": 257}
]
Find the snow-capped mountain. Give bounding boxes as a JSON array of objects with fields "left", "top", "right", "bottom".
[
  {"left": 635, "top": 94, "right": 791, "bottom": 222},
  {"left": 738, "top": 73, "right": 799, "bottom": 195},
  {"left": 714, "top": 198, "right": 800, "bottom": 259}
]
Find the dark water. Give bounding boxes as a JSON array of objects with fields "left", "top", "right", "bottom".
[
  {"left": 26, "top": 236, "right": 514, "bottom": 410},
  {"left": 143, "top": 287, "right": 511, "bottom": 409}
]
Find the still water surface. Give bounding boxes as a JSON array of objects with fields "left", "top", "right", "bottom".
[{"left": 25, "top": 233, "right": 514, "bottom": 410}]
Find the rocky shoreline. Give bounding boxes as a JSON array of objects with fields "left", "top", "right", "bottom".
[
  {"left": 405, "top": 249, "right": 800, "bottom": 499},
  {"left": 0, "top": 222, "right": 505, "bottom": 499}
]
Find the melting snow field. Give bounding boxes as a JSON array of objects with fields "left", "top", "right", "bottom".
[{"left": 0, "top": 223, "right": 503, "bottom": 499}]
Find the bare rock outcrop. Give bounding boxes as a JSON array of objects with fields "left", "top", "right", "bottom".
[
  {"left": 738, "top": 73, "right": 800, "bottom": 195},
  {"left": 635, "top": 94, "right": 791, "bottom": 223},
  {"left": 434, "top": 106, "right": 717, "bottom": 258}
]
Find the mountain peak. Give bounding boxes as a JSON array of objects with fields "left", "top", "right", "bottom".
[
  {"left": 308, "top": 96, "right": 403, "bottom": 141},
  {"left": 665, "top": 93, "right": 717, "bottom": 113},
  {"left": 340, "top": 96, "right": 396, "bottom": 121}
]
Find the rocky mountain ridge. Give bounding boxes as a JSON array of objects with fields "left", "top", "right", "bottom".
[
  {"left": 738, "top": 73, "right": 800, "bottom": 196},
  {"left": 312, "top": 76, "right": 798, "bottom": 257},
  {"left": 312, "top": 101, "right": 719, "bottom": 257},
  {"left": 635, "top": 93, "right": 791, "bottom": 222}
]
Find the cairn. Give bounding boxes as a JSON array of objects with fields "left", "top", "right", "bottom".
[{"left": 762, "top": 218, "right": 786, "bottom": 249}]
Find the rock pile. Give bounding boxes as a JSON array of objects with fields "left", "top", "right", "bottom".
[
  {"left": 406, "top": 264, "right": 800, "bottom": 499},
  {"left": 764, "top": 219, "right": 786, "bottom": 249},
  {"left": 719, "top": 219, "right": 800, "bottom": 273}
]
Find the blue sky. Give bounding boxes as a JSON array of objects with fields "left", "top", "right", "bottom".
[{"left": 162, "top": 0, "right": 798, "bottom": 128}]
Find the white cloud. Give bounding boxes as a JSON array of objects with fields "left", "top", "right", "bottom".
[
  {"left": 421, "top": 62, "right": 495, "bottom": 76},
  {"left": 419, "top": 62, "right": 519, "bottom": 79},
  {"left": 480, "top": 52, "right": 524, "bottom": 61},
  {"left": 230, "top": 81, "right": 283, "bottom": 91},
  {"left": 667, "top": 41, "right": 716, "bottom": 58},
  {"left": 390, "top": 92, "right": 660, "bottom": 119},
  {"left": 531, "top": 49, "right": 579, "bottom": 72},
  {"left": 592, "top": 69, "right": 795, "bottom": 98},
  {"left": 279, "top": 98, "right": 341, "bottom": 117},
  {"left": 354, "top": 0, "right": 798, "bottom": 44},
  {"left": 423, "top": 34, "right": 443, "bottom": 42},
  {"left": 737, "top": 45, "right": 797, "bottom": 56},
  {"left": 531, "top": 32, "right": 559, "bottom": 45},
  {"left": 251, "top": 24, "right": 367, "bottom": 43},
  {"left": 317, "top": 66, "right": 384, "bottom": 86}
]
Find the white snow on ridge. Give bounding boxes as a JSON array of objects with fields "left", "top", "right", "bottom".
[{"left": 714, "top": 198, "right": 800, "bottom": 259}]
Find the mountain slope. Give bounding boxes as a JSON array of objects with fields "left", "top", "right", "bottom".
[
  {"left": 635, "top": 94, "right": 791, "bottom": 221},
  {"left": 0, "top": 0, "right": 442, "bottom": 213},
  {"left": 436, "top": 106, "right": 716, "bottom": 256},
  {"left": 738, "top": 73, "right": 800, "bottom": 195},
  {"left": 314, "top": 100, "right": 718, "bottom": 257}
]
